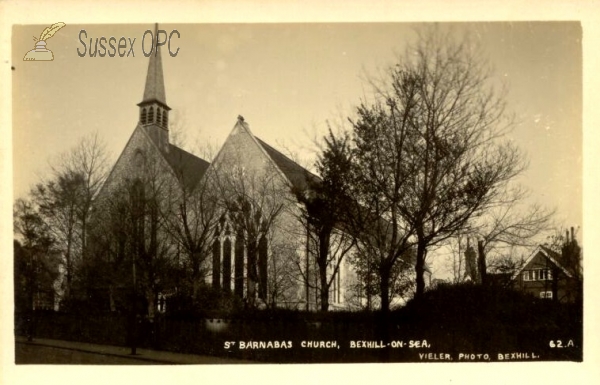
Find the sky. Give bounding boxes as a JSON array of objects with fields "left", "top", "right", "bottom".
[{"left": 12, "top": 22, "right": 582, "bottom": 232}]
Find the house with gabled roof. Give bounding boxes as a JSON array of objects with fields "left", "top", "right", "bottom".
[{"left": 512, "top": 244, "right": 580, "bottom": 303}]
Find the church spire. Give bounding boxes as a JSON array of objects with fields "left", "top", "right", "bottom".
[
  {"left": 141, "top": 24, "right": 167, "bottom": 107},
  {"left": 138, "top": 24, "right": 170, "bottom": 148}
]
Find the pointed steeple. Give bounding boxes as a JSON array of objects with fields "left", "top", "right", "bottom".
[
  {"left": 137, "top": 24, "right": 170, "bottom": 148},
  {"left": 141, "top": 24, "right": 167, "bottom": 107}
]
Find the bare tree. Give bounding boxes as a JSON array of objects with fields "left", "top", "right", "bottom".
[
  {"left": 63, "top": 132, "right": 110, "bottom": 266},
  {"left": 161, "top": 150, "right": 220, "bottom": 305},
  {"left": 345, "top": 97, "right": 419, "bottom": 313},
  {"left": 14, "top": 198, "right": 62, "bottom": 339},
  {"left": 31, "top": 171, "right": 84, "bottom": 298},
  {"left": 90, "top": 145, "right": 177, "bottom": 319},
  {"left": 443, "top": 234, "right": 469, "bottom": 284},
  {"left": 344, "top": 27, "right": 526, "bottom": 306},
  {"left": 30, "top": 132, "right": 110, "bottom": 299},
  {"left": 292, "top": 129, "right": 356, "bottom": 311},
  {"left": 263, "top": 231, "right": 301, "bottom": 309}
]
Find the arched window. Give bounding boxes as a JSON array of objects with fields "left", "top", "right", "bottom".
[
  {"left": 140, "top": 108, "right": 147, "bottom": 124},
  {"left": 234, "top": 230, "right": 245, "bottom": 297},
  {"left": 222, "top": 239, "right": 232, "bottom": 292},
  {"left": 212, "top": 238, "right": 221, "bottom": 289},
  {"left": 134, "top": 150, "right": 145, "bottom": 170},
  {"left": 148, "top": 107, "right": 154, "bottom": 123},
  {"left": 157, "top": 109, "right": 162, "bottom": 127},
  {"left": 258, "top": 235, "right": 268, "bottom": 301}
]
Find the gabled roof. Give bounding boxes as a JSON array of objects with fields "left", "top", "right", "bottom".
[
  {"left": 539, "top": 244, "right": 562, "bottom": 263},
  {"left": 162, "top": 144, "right": 210, "bottom": 191},
  {"left": 512, "top": 245, "right": 573, "bottom": 280},
  {"left": 255, "top": 137, "right": 320, "bottom": 191}
]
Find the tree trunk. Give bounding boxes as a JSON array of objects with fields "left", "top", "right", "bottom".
[
  {"left": 144, "top": 286, "right": 156, "bottom": 321},
  {"left": 318, "top": 231, "right": 331, "bottom": 312},
  {"left": 65, "top": 233, "right": 73, "bottom": 298},
  {"left": 415, "top": 241, "right": 427, "bottom": 300},
  {"left": 551, "top": 268, "right": 559, "bottom": 303},
  {"left": 191, "top": 253, "right": 200, "bottom": 304},
  {"left": 379, "top": 265, "right": 391, "bottom": 313},
  {"left": 247, "top": 241, "right": 258, "bottom": 307},
  {"left": 319, "top": 264, "right": 329, "bottom": 312}
]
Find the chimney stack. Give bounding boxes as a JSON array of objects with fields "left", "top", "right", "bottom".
[{"left": 570, "top": 227, "right": 575, "bottom": 244}]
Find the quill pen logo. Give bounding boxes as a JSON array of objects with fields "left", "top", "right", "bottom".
[{"left": 23, "top": 22, "right": 66, "bottom": 61}]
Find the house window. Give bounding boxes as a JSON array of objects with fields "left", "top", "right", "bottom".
[
  {"left": 524, "top": 269, "right": 553, "bottom": 281},
  {"left": 539, "top": 269, "right": 552, "bottom": 280},
  {"left": 540, "top": 291, "right": 553, "bottom": 299}
]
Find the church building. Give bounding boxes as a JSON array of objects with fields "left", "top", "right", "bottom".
[{"left": 95, "top": 31, "right": 358, "bottom": 314}]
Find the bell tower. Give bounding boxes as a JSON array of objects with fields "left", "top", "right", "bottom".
[{"left": 137, "top": 24, "right": 171, "bottom": 149}]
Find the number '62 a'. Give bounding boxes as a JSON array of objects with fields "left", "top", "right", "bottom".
[{"left": 549, "top": 339, "right": 574, "bottom": 348}]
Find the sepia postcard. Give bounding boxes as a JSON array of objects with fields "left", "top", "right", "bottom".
[{"left": 2, "top": 1, "right": 599, "bottom": 385}]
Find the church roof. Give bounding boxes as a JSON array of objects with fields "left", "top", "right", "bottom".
[
  {"left": 163, "top": 144, "right": 210, "bottom": 191},
  {"left": 255, "top": 137, "right": 320, "bottom": 191},
  {"left": 139, "top": 29, "right": 168, "bottom": 108}
]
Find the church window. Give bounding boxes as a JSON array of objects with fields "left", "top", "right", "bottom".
[
  {"left": 222, "top": 239, "right": 232, "bottom": 292},
  {"left": 234, "top": 230, "right": 245, "bottom": 297},
  {"left": 258, "top": 235, "right": 268, "bottom": 300},
  {"left": 211, "top": 213, "right": 270, "bottom": 302},
  {"left": 148, "top": 107, "right": 154, "bottom": 123},
  {"left": 141, "top": 108, "right": 147, "bottom": 124},
  {"left": 337, "top": 265, "right": 341, "bottom": 303},
  {"left": 134, "top": 150, "right": 145, "bottom": 170},
  {"left": 212, "top": 238, "right": 221, "bottom": 289},
  {"left": 157, "top": 109, "right": 162, "bottom": 127}
]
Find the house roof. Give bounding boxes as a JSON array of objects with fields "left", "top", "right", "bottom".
[
  {"left": 513, "top": 245, "right": 573, "bottom": 280},
  {"left": 255, "top": 137, "right": 320, "bottom": 191},
  {"left": 162, "top": 144, "right": 210, "bottom": 191}
]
